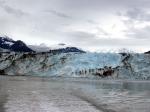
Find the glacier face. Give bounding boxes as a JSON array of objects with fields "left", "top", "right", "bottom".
[
  {"left": 119, "top": 53, "right": 150, "bottom": 79},
  {"left": 0, "top": 52, "right": 150, "bottom": 80}
]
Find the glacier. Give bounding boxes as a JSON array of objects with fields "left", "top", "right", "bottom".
[{"left": 0, "top": 52, "right": 150, "bottom": 80}]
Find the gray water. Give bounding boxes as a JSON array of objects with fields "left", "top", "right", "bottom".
[{"left": 0, "top": 76, "right": 150, "bottom": 112}]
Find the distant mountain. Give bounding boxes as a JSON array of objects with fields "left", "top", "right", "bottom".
[
  {"left": 0, "top": 36, "right": 84, "bottom": 53},
  {"left": 29, "top": 43, "right": 85, "bottom": 53},
  {"left": 49, "top": 43, "right": 85, "bottom": 53},
  {"left": 144, "top": 51, "right": 150, "bottom": 54},
  {"left": 28, "top": 44, "right": 50, "bottom": 52},
  {"left": 0, "top": 36, "right": 34, "bottom": 52},
  {"left": 49, "top": 47, "right": 85, "bottom": 53}
]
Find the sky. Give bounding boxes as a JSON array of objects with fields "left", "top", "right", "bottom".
[{"left": 0, "top": 0, "right": 150, "bottom": 52}]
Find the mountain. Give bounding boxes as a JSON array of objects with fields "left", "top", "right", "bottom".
[
  {"left": 49, "top": 47, "right": 85, "bottom": 53},
  {"left": 29, "top": 43, "right": 85, "bottom": 53},
  {"left": 144, "top": 51, "right": 150, "bottom": 54},
  {"left": 0, "top": 36, "right": 34, "bottom": 52},
  {"left": 49, "top": 43, "right": 85, "bottom": 53},
  {"left": 0, "top": 36, "right": 15, "bottom": 50},
  {"left": 28, "top": 43, "right": 50, "bottom": 52}
]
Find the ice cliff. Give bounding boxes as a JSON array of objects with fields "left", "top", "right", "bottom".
[{"left": 0, "top": 52, "right": 150, "bottom": 80}]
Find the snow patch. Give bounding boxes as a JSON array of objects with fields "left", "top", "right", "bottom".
[{"left": 5, "top": 41, "right": 14, "bottom": 46}]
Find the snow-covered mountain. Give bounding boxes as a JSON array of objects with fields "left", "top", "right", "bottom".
[
  {"left": 28, "top": 44, "right": 50, "bottom": 52},
  {"left": 29, "top": 43, "right": 85, "bottom": 53},
  {"left": 49, "top": 47, "right": 85, "bottom": 53},
  {"left": 0, "top": 36, "right": 34, "bottom": 52},
  {"left": 0, "top": 36, "right": 84, "bottom": 53}
]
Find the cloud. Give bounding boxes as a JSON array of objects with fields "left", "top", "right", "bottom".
[
  {"left": 65, "top": 25, "right": 111, "bottom": 43},
  {"left": 0, "top": 0, "right": 150, "bottom": 52},
  {"left": 120, "top": 8, "right": 150, "bottom": 22},
  {"left": 118, "top": 8, "right": 150, "bottom": 39},
  {"left": 3, "top": 6, "right": 27, "bottom": 17},
  {"left": 87, "top": 20, "right": 99, "bottom": 24},
  {"left": 44, "top": 9, "right": 72, "bottom": 19},
  {"left": 0, "top": 4, "right": 28, "bottom": 17},
  {"left": 125, "top": 26, "right": 150, "bottom": 39},
  {"left": 65, "top": 30, "right": 150, "bottom": 47},
  {"left": 0, "top": 0, "right": 5, "bottom": 4},
  {"left": 65, "top": 31, "right": 97, "bottom": 45}
]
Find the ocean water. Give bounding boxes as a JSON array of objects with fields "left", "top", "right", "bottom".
[{"left": 0, "top": 76, "right": 150, "bottom": 112}]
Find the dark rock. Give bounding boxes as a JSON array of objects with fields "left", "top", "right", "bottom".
[
  {"left": 144, "top": 51, "right": 150, "bottom": 54},
  {"left": 0, "top": 36, "right": 34, "bottom": 52},
  {"left": 11, "top": 40, "right": 33, "bottom": 52},
  {"left": 0, "top": 70, "right": 5, "bottom": 75},
  {"left": 49, "top": 47, "right": 85, "bottom": 54}
]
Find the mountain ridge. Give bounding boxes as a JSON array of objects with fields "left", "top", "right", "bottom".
[
  {"left": 0, "top": 36, "right": 34, "bottom": 52},
  {"left": 0, "top": 36, "right": 85, "bottom": 53}
]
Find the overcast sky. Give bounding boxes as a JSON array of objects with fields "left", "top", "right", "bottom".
[{"left": 0, "top": 0, "right": 150, "bottom": 52}]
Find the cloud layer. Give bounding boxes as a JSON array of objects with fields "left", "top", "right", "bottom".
[{"left": 0, "top": 0, "right": 150, "bottom": 52}]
